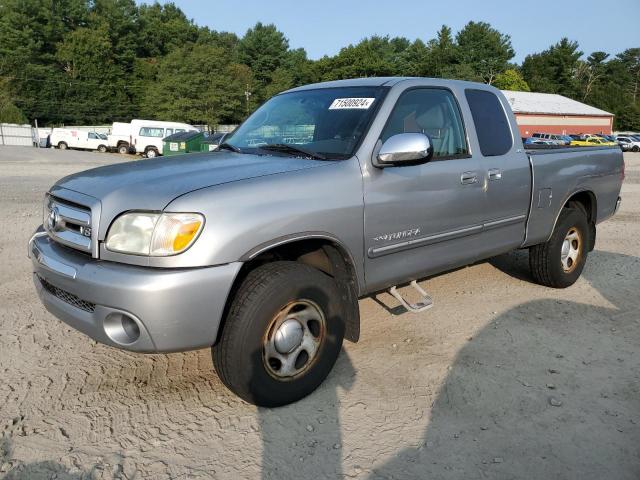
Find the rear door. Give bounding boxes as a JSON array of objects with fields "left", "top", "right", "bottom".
[
  {"left": 362, "top": 87, "right": 488, "bottom": 292},
  {"left": 464, "top": 89, "right": 531, "bottom": 256}
]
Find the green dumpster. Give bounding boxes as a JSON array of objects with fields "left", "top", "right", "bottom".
[
  {"left": 200, "top": 132, "right": 227, "bottom": 152},
  {"left": 162, "top": 131, "right": 206, "bottom": 156}
]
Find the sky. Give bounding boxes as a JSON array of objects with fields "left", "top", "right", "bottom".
[{"left": 146, "top": 0, "right": 640, "bottom": 62}]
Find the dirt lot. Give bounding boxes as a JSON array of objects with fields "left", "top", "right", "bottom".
[{"left": 0, "top": 146, "right": 638, "bottom": 480}]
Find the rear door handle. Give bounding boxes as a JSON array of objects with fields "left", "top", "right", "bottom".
[
  {"left": 460, "top": 172, "right": 478, "bottom": 185},
  {"left": 488, "top": 168, "right": 502, "bottom": 181}
]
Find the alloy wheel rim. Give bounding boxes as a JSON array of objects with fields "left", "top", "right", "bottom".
[
  {"left": 263, "top": 299, "right": 326, "bottom": 380},
  {"left": 561, "top": 227, "right": 582, "bottom": 273}
]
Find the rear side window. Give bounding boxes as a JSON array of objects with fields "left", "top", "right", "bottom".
[
  {"left": 465, "top": 89, "right": 513, "bottom": 156},
  {"left": 381, "top": 88, "right": 468, "bottom": 159},
  {"left": 139, "top": 127, "right": 164, "bottom": 137}
]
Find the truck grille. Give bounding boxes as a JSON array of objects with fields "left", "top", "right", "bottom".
[
  {"left": 44, "top": 194, "right": 93, "bottom": 254},
  {"left": 38, "top": 275, "right": 96, "bottom": 313}
]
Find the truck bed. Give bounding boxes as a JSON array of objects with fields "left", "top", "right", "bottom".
[{"left": 523, "top": 145, "right": 623, "bottom": 247}]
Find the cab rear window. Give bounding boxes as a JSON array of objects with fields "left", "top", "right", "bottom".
[{"left": 465, "top": 89, "right": 513, "bottom": 156}]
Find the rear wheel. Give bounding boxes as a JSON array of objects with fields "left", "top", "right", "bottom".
[
  {"left": 529, "top": 207, "right": 589, "bottom": 288},
  {"left": 145, "top": 147, "right": 159, "bottom": 158},
  {"left": 118, "top": 144, "right": 129, "bottom": 155},
  {"left": 212, "top": 261, "right": 345, "bottom": 407},
  {"left": 57, "top": 142, "right": 68, "bottom": 150}
]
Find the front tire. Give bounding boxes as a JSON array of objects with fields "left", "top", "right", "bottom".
[
  {"left": 213, "top": 261, "right": 345, "bottom": 407},
  {"left": 98, "top": 144, "right": 107, "bottom": 153},
  {"left": 632, "top": 145, "right": 639, "bottom": 152},
  {"left": 529, "top": 207, "right": 589, "bottom": 288}
]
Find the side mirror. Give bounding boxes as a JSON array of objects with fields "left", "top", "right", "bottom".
[{"left": 374, "top": 133, "right": 433, "bottom": 167}]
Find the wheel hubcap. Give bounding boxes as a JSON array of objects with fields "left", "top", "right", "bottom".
[
  {"left": 561, "top": 227, "right": 582, "bottom": 273},
  {"left": 263, "top": 300, "right": 325, "bottom": 379}
]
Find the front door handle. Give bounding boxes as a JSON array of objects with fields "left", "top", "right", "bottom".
[
  {"left": 488, "top": 168, "right": 503, "bottom": 181},
  {"left": 460, "top": 172, "right": 478, "bottom": 185}
]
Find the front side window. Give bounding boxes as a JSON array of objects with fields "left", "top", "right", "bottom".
[
  {"left": 224, "top": 86, "right": 387, "bottom": 159},
  {"left": 380, "top": 88, "right": 468, "bottom": 159},
  {"left": 139, "top": 127, "right": 165, "bottom": 138},
  {"left": 465, "top": 89, "right": 513, "bottom": 156},
  {"left": 88, "top": 132, "right": 97, "bottom": 139}
]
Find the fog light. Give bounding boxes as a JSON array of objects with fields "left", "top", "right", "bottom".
[{"left": 104, "top": 312, "right": 141, "bottom": 345}]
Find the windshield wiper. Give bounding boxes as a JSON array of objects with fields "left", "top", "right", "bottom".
[
  {"left": 259, "top": 143, "right": 327, "bottom": 160},
  {"left": 218, "top": 142, "right": 241, "bottom": 153}
]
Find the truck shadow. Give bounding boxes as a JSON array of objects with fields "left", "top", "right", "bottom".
[
  {"left": 368, "top": 249, "right": 640, "bottom": 479},
  {"left": 0, "top": 436, "right": 97, "bottom": 479}
]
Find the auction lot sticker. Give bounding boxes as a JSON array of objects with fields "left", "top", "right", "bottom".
[{"left": 329, "top": 98, "right": 375, "bottom": 109}]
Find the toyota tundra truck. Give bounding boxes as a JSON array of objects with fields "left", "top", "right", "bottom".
[{"left": 29, "top": 78, "right": 624, "bottom": 407}]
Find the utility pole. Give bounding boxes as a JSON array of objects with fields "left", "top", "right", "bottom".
[{"left": 244, "top": 84, "right": 252, "bottom": 117}]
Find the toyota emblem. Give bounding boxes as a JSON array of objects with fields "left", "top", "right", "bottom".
[{"left": 48, "top": 206, "right": 60, "bottom": 231}]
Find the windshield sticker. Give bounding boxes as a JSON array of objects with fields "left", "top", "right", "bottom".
[{"left": 329, "top": 98, "right": 375, "bottom": 110}]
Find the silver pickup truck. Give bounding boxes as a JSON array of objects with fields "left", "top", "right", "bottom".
[{"left": 29, "top": 78, "right": 624, "bottom": 406}]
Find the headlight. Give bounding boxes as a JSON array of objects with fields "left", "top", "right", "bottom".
[{"left": 105, "top": 212, "right": 204, "bottom": 256}]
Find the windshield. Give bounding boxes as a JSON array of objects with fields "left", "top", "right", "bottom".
[{"left": 224, "top": 86, "right": 387, "bottom": 159}]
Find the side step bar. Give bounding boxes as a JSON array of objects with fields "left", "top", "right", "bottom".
[{"left": 389, "top": 280, "right": 433, "bottom": 313}]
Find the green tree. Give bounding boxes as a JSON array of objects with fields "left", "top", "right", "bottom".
[
  {"left": 425, "top": 25, "right": 458, "bottom": 78},
  {"left": 141, "top": 42, "right": 253, "bottom": 127},
  {"left": 522, "top": 38, "right": 582, "bottom": 97},
  {"left": 319, "top": 35, "right": 408, "bottom": 80},
  {"left": 493, "top": 68, "right": 531, "bottom": 91},
  {"left": 456, "top": 21, "right": 515, "bottom": 84},
  {"left": 576, "top": 51, "right": 609, "bottom": 101},
  {"left": 237, "top": 23, "right": 289, "bottom": 93},
  {"left": 0, "top": 77, "right": 27, "bottom": 123}
]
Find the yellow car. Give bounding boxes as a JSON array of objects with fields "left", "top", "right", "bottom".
[{"left": 571, "top": 137, "right": 617, "bottom": 147}]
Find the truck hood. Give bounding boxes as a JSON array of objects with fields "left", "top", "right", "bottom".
[{"left": 53, "top": 152, "right": 329, "bottom": 236}]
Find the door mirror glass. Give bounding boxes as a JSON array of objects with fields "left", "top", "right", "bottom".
[{"left": 375, "top": 133, "right": 433, "bottom": 167}]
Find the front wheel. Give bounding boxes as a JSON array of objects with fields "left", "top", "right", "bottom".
[
  {"left": 632, "top": 146, "right": 639, "bottom": 152},
  {"left": 529, "top": 207, "right": 589, "bottom": 288},
  {"left": 213, "top": 261, "right": 345, "bottom": 407},
  {"left": 98, "top": 144, "right": 107, "bottom": 153}
]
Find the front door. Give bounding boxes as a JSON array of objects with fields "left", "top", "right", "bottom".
[{"left": 362, "top": 87, "right": 488, "bottom": 292}]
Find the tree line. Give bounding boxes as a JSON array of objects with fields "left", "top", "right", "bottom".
[{"left": 1, "top": 0, "right": 638, "bottom": 130}]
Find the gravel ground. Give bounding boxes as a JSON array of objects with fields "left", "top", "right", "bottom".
[{"left": 0, "top": 146, "right": 638, "bottom": 480}]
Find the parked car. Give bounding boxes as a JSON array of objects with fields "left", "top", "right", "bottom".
[
  {"left": 524, "top": 137, "right": 554, "bottom": 145},
  {"left": 50, "top": 128, "right": 109, "bottom": 152},
  {"left": 532, "top": 133, "right": 570, "bottom": 145},
  {"left": 584, "top": 135, "right": 617, "bottom": 146},
  {"left": 29, "top": 78, "right": 624, "bottom": 407},
  {"left": 130, "top": 119, "right": 198, "bottom": 158},
  {"left": 616, "top": 135, "right": 640, "bottom": 152}
]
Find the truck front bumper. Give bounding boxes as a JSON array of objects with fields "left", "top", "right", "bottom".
[{"left": 29, "top": 228, "right": 242, "bottom": 353}]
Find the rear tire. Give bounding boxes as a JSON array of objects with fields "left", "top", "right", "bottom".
[
  {"left": 212, "top": 261, "right": 345, "bottom": 407},
  {"left": 145, "top": 147, "right": 158, "bottom": 158},
  {"left": 118, "top": 144, "right": 129, "bottom": 155},
  {"left": 529, "top": 207, "right": 589, "bottom": 288},
  {"left": 57, "top": 142, "right": 68, "bottom": 150}
]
